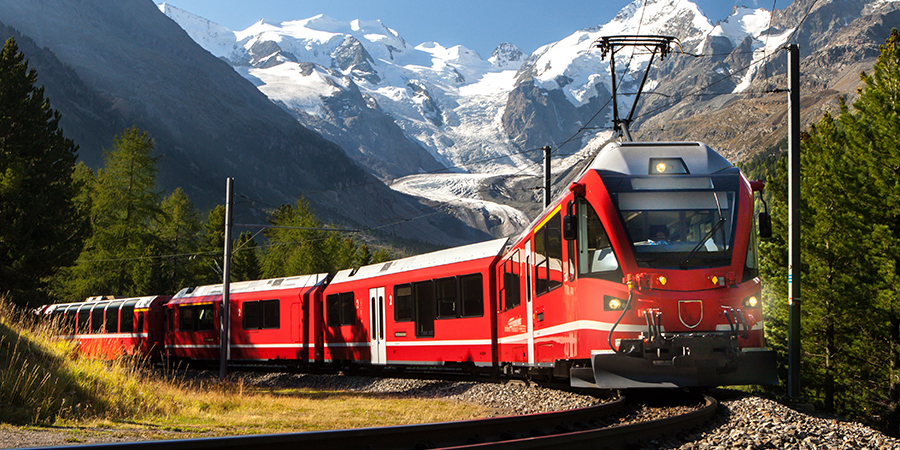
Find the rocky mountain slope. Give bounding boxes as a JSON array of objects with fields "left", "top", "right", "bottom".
[
  {"left": 0, "top": 0, "right": 491, "bottom": 248},
  {"left": 160, "top": 0, "right": 899, "bottom": 239}
]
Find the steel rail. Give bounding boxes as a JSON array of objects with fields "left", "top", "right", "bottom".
[{"left": 29, "top": 394, "right": 717, "bottom": 450}]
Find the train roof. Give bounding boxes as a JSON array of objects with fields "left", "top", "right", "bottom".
[
  {"left": 330, "top": 237, "right": 509, "bottom": 284},
  {"left": 589, "top": 141, "right": 734, "bottom": 176},
  {"left": 43, "top": 295, "right": 168, "bottom": 313},
  {"left": 172, "top": 273, "right": 330, "bottom": 301}
]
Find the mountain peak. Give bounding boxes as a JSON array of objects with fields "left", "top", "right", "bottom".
[{"left": 489, "top": 42, "right": 524, "bottom": 67}]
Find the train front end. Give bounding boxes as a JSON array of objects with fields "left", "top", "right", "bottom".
[{"left": 577, "top": 141, "right": 777, "bottom": 388}]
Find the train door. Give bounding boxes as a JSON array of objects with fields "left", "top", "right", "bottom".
[
  {"left": 525, "top": 239, "right": 535, "bottom": 365},
  {"left": 369, "top": 287, "right": 387, "bottom": 364}
]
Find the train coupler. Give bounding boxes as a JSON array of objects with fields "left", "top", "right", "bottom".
[{"left": 586, "top": 333, "right": 778, "bottom": 388}]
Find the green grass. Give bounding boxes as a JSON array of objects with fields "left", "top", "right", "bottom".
[{"left": 0, "top": 297, "right": 489, "bottom": 443}]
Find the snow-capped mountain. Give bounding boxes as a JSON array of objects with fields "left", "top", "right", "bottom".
[{"left": 159, "top": 0, "right": 896, "bottom": 237}]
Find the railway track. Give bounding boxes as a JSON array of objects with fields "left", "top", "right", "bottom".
[{"left": 27, "top": 391, "right": 717, "bottom": 450}]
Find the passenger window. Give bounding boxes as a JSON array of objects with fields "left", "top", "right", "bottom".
[
  {"left": 243, "top": 299, "right": 280, "bottom": 330},
  {"left": 503, "top": 253, "right": 521, "bottom": 310},
  {"left": 394, "top": 285, "right": 414, "bottom": 322},
  {"left": 120, "top": 301, "right": 136, "bottom": 333},
  {"left": 90, "top": 304, "right": 104, "bottom": 333},
  {"left": 414, "top": 281, "right": 435, "bottom": 337},
  {"left": 535, "top": 211, "right": 563, "bottom": 296},
  {"left": 326, "top": 293, "right": 356, "bottom": 327},
  {"left": 435, "top": 277, "right": 457, "bottom": 318},
  {"left": 577, "top": 198, "right": 621, "bottom": 281},
  {"left": 106, "top": 303, "right": 121, "bottom": 333},
  {"left": 459, "top": 274, "right": 483, "bottom": 317}
]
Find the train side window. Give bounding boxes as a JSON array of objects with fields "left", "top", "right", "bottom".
[
  {"left": 577, "top": 198, "right": 622, "bottom": 281},
  {"left": 196, "top": 305, "right": 215, "bottom": 331},
  {"left": 460, "top": 274, "right": 484, "bottom": 317},
  {"left": 180, "top": 306, "right": 195, "bottom": 331},
  {"left": 90, "top": 304, "right": 104, "bottom": 333},
  {"left": 535, "top": 211, "right": 563, "bottom": 296},
  {"left": 503, "top": 254, "right": 521, "bottom": 310},
  {"left": 120, "top": 301, "right": 136, "bottom": 333},
  {"left": 106, "top": 302, "right": 121, "bottom": 333},
  {"left": 326, "top": 292, "right": 356, "bottom": 327},
  {"left": 339, "top": 292, "right": 355, "bottom": 326},
  {"left": 435, "top": 277, "right": 458, "bottom": 318},
  {"left": 394, "top": 285, "right": 414, "bottom": 322},
  {"left": 414, "top": 280, "right": 435, "bottom": 337},
  {"left": 243, "top": 299, "right": 280, "bottom": 330}
]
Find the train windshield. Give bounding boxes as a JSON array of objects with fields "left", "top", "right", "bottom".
[{"left": 606, "top": 174, "right": 739, "bottom": 269}]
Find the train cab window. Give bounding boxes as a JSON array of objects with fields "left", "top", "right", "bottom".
[
  {"left": 166, "top": 308, "right": 174, "bottom": 333},
  {"left": 90, "top": 304, "right": 105, "bottom": 333},
  {"left": 414, "top": 281, "right": 435, "bottom": 337},
  {"left": 534, "top": 211, "right": 563, "bottom": 296},
  {"left": 326, "top": 292, "right": 356, "bottom": 327},
  {"left": 105, "top": 302, "right": 122, "bottom": 333},
  {"left": 577, "top": 198, "right": 621, "bottom": 281},
  {"left": 243, "top": 299, "right": 280, "bottom": 330},
  {"left": 394, "top": 286, "right": 414, "bottom": 322},
  {"left": 137, "top": 311, "right": 145, "bottom": 333},
  {"left": 503, "top": 253, "right": 521, "bottom": 310},
  {"left": 120, "top": 301, "right": 136, "bottom": 333},
  {"left": 608, "top": 176, "right": 739, "bottom": 269},
  {"left": 435, "top": 278, "right": 457, "bottom": 318},
  {"left": 459, "top": 274, "right": 484, "bottom": 317}
]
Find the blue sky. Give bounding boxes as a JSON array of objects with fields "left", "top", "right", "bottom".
[{"left": 162, "top": 0, "right": 790, "bottom": 57}]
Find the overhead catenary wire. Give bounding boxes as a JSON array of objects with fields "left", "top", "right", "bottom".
[{"left": 86, "top": 0, "right": 824, "bottom": 267}]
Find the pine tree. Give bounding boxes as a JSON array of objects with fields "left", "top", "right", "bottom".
[
  {"left": 61, "top": 127, "right": 164, "bottom": 299},
  {"left": 838, "top": 28, "right": 900, "bottom": 436},
  {"left": 260, "top": 198, "right": 356, "bottom": 277},
  {"left": 232, "top": 231, "right": 261, "bottom": 282},
  {"left": 0, "top": 38, "right": 87, "bottom": 306},
  {"left": 157, "top": 188, "right": 204, "bottom": 292}
]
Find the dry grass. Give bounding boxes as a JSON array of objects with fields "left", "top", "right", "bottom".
[{"left": 0, "top": 297, "right": 489, "bottom": 443}]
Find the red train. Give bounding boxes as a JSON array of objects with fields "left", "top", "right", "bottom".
[
  {"left": 40, "top": 295, "right": 170, "bottom": 360},
  {"left": 41, "top": 141, "right": 778, "bottom": 388}
]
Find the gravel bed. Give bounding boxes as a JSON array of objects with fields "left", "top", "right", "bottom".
[
  {"left": 2, "top": 372, "right": 899, "bottom": 449},
  {"left": 634, "top": 391, "right": 900, "bottom": 450},
  {"left": 227, "top": 371, "right": 604, "bottom": 415}
]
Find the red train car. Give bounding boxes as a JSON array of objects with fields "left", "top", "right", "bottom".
[
  {"left": 322, "top": 238, "right": 507, "bottom": 369},
  {"left": 498, "top": 141, "right": 777, "bottom": 388},
  {"left": 41, "top": 140, "right": 776, "bottom": 390},
  {"left": 42, "top": 295, "right": 169, "bottom": 360},
  {"left": 164, "top": 274, "right": 329, "bottom": 365}
]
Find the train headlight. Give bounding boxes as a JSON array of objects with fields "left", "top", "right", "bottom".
[
  {"left": 658, "top": 276, "right": 667, "bottom": 286},
  {"left": 604, "top": 295, "right": 628, "bottom": 311},
  {"left": 649, "top": 157, "right": 689, "bottom": 175},
  {"left": 743, "top": 296, "right": 759, "bottom": 308}
]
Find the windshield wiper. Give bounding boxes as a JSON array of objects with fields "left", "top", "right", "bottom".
[
  {"left": 680, "top": 217, "right": 726, "bottom": 267},
  {"left": 681, "top": 192, "right": 727, "bottom": 268}
]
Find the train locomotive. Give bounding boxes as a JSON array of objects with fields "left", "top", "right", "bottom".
[
  {"left": 41, "top": 139, "right": 778, "bottom": 389},
  {"left": 39, "top": 35, "right": 778, "bottom": 389}
]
